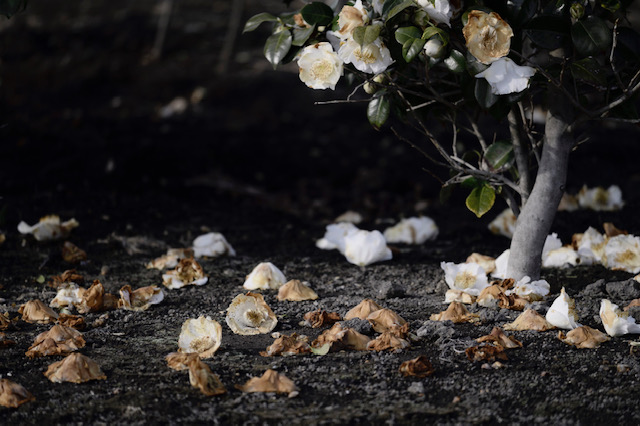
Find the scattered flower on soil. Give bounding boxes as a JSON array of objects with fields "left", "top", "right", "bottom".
[
  {"left": 599, "top": 299, "right": 640, "bottom": 337},
  {"left": 343, "top": 229, "right": 392, "bottom": 266},
  {"left": 243, "top": 262, "right": 286, "bottom": 290},
  {"left": 312, "top": 323, "right": 371, "bottom": 351},
  {"left": 466, "top": 253, "right": 496, "bottom": 275},
  {"left": 236, "top": 369, "right": 298, "bottom": 397},
  {"left": 604, "top": 234, "right": 640, "bottom": 274},
  {"left": 48, "top": 269, "right": 85, "bottom": 288},
  {"left": 476, "top": 285, "right": 506, "bottom": 309},
  {"left": 430, "top": 302, "right": 480, "bottom": 324},
  {"left": 488, "top": 208, "right": 517, "bottom": 238},
  {"left": 603, "top": 222, "right": 627, "bottom": 238},
  {"left": 146, "top": 248, "right": 194, "bottom": 270},
  {"left": 57, "top": 313, "right": 86, "bottom": 330},
  {"left": 1, "top": 332, "right": 16, "bottom": 348},
  {"left": 334, "top": 210, "right": 362, "bottom": 224},
  {"left": 260, "top": 333, "right": 311, "bottom": 357},
  {"left": 178, "top": 316, "right": 222, "bottom": 358},
  {"left": 226, "top": 292, "right": 278, "bottom": 335},
  {"left": 558, "top": 326, "right": 610, "bottom": 349},
  {"left": 166, "top": 352, "right": 197, "bottom": 371},
  {"left": 0, "top": 312, "right": 11, "bottom": 330},
  {"left": 572, "top": 227, "right": 606, "bottom": 265},
  {"left": 344, "top": 298, "right": 382, "bottom": 320},
  {"left": 162, "top": 258, "right": 208, "bottom": 289},
  {"left": 367, "top": 308, "right": 407, "bottom": 333},
  {"left": 19, "top": 299, "right": 59, "bottom": 324},
  {"left": 503, "top": 309, "right": 555, "bottom": 332},
  {"left": 118, "top": 285, "right": 164, "bottom": 311},
  {"left": 0, "top": 379, "right": 35, "bottom": 408},
  {"left": 542, "top": 246, "right": 579, "bottom": 268},
  {"left": 316, "top": 222, "right": 358, "bottom": 252},
  {"left": 44, "top": 352, "right": 106, "bottom": 383},
  {"left": 25, "top": 324, "right": 86, "bottom": 358},
  {"left": 444, "top": 289, "right": 476, "bottom": 305},
  {"left": 277, "top": 280, "right": 318, "bottom": 301},
  {"left": 367, "top": 332, "right": 410, "bottom": 352},
  {"left": 465, "top": 344, "right": 508, "bottom": 362},
  {"left": 192, "top": 232, "right": 235, "bottom": 258},
  {"left": 440, "top": 261, "right": 489, "bottom": 296},
  {"left": 477, "top": 327, "right": 522, "bottom": 349},
  {"left": 17, "top": 215, "right": 79, "bottom": 241},
  {"left": 187, "top": 357, "right": 227, "bottom": 396},
  {"left": 577, "top": 185, "right": 624, "bottom": 211},
  {"left": 545, "top": 287, "right": 580, "bottom": 330},
  {"left": 77, "top": 280, "right": 119, "bottom": 313},
  {"left": 61, "top": 241, "right": 87, "bottom": 264},
  {"left": 506, "top": 276, "right": 550, "bottom": 302},
  {"left": 383, "top": 216, "right": 438, "bottom": 245},
  {"left": 50, "top": 283, "right": 85, "bottom": 309},
  {"left": 398, "top": 355, "right": 435, "bottom": 378},
  {"left": 303, "top": 310, "right": 342, "bottom": 328}
]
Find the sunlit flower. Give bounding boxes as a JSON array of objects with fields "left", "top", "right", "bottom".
[
  {"left": 178, "top": 316, "right": 222, "bottom": 358},
  {"left": 336, "top": 0, "right": 369, "bottom": 40},
  {"left": 542, "top": 246, "right": 579, "bottom": 268},
  {"left": 503, "top": 309, "right": 555, "bottom": 331},
  {"left": 17, "top": 215, "right": 79, "bottom": 241},
  {"left": 343, "top": 229, "right": 392, "bottom": 266},
  {"left": 226, "top": 292, "right": 278, "bottom": 335},
  {"left": 338, "top": 37, "right": 394, "bottom": 75},
  {"left": 417, "top": 0, "right": 453, "bottom": 26},
  {"left": 558, "top": 325, "right": 610, "bottom": 349},
  {"left": 600, "top": 299, "right": 640, "bottom": 337},
  {"left": 577, "top": 185, "right": 624, "bottom": 211},
  {"left": 383, "top": 216, "right": 439, "bottom": 244},
  {"left": 573, "top": 227, "right": 606, "bottom": 265},
  {"left": 604, "top": 234, "right": 640, "bottom": 273},
  {"left": 44, "top": 353, "right": 106, "bottom": 383},
  {"left": 243, "top": 262, "right": 287, "bottom": 290},
  {"left": 475, "top": 57, "right": 535, "bottom": 95},
  {"left": 440, "top": 261, "right": 489, "bottom": 296},
  {"left": 298, "top": 42, "right": 344, "bottom": 90},
  {"left": 488, "top": 208, "right": 516, "bottom": 238},
  {"left": 506, "top": 276, "right": 550, "bottom": 302},
  {"left": 463, "top": 10, "right": 513, "bottom": 64},
  {"left": 162, "top": 258, "right": 208, "bottom": 289},
  {"left": 316, "top": 222, "right": 359, "bottom": 252},
  {"left": 192, "top": 232, "right": 235, "bottom": 258},
  {"left": 545, "top": 287, "right": 580, "bottom": 330}
]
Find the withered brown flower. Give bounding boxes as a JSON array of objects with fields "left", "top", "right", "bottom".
[
  {"left": 44, "top": 352, "right": 106, "bottom": 383},
  {"left": 187, "top": 357, "right": 226, "bottom": 396},
  {"left": 0, "top": 312, "right": 12, "bottom": 330},
  {"left": 260, "top": 333, "right": 311, "bottom": 357},
  {"left": 57, "top": 313, "right": 86, "bottom": 330},
  {"left": 463, "top": 10, "right": 513, "bottom": 65},
  {"left": 344, "top": 298, "right": 382, "bottom": 320},
  {"left": 277, "top": 280, "right": 319, "bottom": 301},
  {"left": 77, "top": 280, "right": 118, "bottom": 314},
  {"left": 476, "top": 327, "right": 522, "bottom": 349},
  {"left": 558, "top": 325, "right": 610, "bottom": 349},
  {"left": 146, "top": 248, "right": 194, "bottom": 270},
  {"left": 26, "top": 324, "right": 86, "bottom": 358},
  {"left": 466, "top": 253, "right": 496, "bottom": 274},
  {"left": 0, "top": 332, "right": 16, "bottom": 348},
  {"left": 61, "top": 241, "right": 87, "bottom": 264},
  {"left": 367, "top": 332, "right": 410, "bottom": 352},
  {"left": 48, "top": 269, "right": 84, "bottom": 289},
  {"left": 226, "top": 292, "right": 278, "bottom": 335},
  {"left": 303, "top": 310, "right": 342, "bottom": 328},
  {"left": 312, "top": 323, "right": 370, "bottom": 351},
  {"left": 118, "top": 285, "right": 164, "bottom": 311},
  {"left": 236, "top": 369, "right": 298, "bottom": 396},
  {"left": 19, "top": 299, "right": 59, "bottom": 324},
  {"left": 166, "top": 352, "right": 198, "bottom": 371},
  {"left": 398, "top": 355, "right": 434, "bottom": 378},
  {"left": 367, "top": 308, "right": 407, "bottom": 334},
  {"left": 162, "top": 258, "right": 208, "bottom": 289},
  {"left": 430, "top": 302, "right": 480, "bottom": 324},
  {"left": 503, "top": 309, "right": 555, "bottom": 332},
  {"left": 0, "top": 379, "right": 35, "bottom": 408},
  {"left": 465, "top": 344, "right": 508, "bottom": 362}
]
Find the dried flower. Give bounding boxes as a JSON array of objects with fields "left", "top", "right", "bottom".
[
  {"left": 600, "top": 299, "right": 640, "bottom": 337},
  {"left": 383, "top": 216, "right": 438, "bottom": 245},
  {"left": 236, "top": 369, "right": 298, "bottom": 397},
  {"left": 165, "top": 351, "right": 198, "bottom": 371},
  {"left": 48, "top": 269, "right": 84, "bottom": 289},
  {"left": 226, "top": 292, "right": 278, "bottom": 335},
  {"left": 0, "top": 312, "right": 11, "bottom": 331},
  {"left": 488, "top": 208, "right": 516, "bottom": 238},
  {"left": 542, "top": 246, "right": 580, "bottom": 268},
  {"left": 545, "top": 287, "right": 580, "bottom": 330},
  {"left": 118, "top": 285, "right": 164, "bottom": 311},
  {"left": 57, "top": 313, "right": 86, "bottom": 330},
  {"left": 577, "top": 185, "right": 624, "bottom": 211},
  {"left": 146, "top": 248, "right": 193, "bottom": 270},
  {"left": 298, "top": 42, "right": 344, "bottom": 90},
  {"left": 192, "top": 232, "right": 235, "bottom": 258},
  {"left": 463, "top": 10, "right": 513, "bottom": 65},
  {"left": 475, "top": 57, "right": 535, "bottom": 95},
  {"left": 476, "top": 285, "right": 506, "bottom": 309},
  {"left": 243, "top": 262, "right": 286, "bottom": 290},
  {"left": 277, "top": 280, "right": 318, "bottom": 301},
  {"left": 338, "top": 37, "right": 394, "bottom": 75},
  {"left": 303, "top": 310, "right": 341, "bottom": 328},
  {"left": 603, "top": 222, "right": 627, "bottom": 238},
  {"left": 50, "top": 283, "right": 85, "bottom": 309},
  {"left": 44, "top": 352, "right": 106, "bottom": 383},
  {"left": 440, "top": 261, "right": 489, "bottom": 296},
  {"left": 0, "top": 379, "right": 35, "bottom": 408},
  {"left": 335, "top": 0, "right": 368, "bottom": 40},
  {"left": 0, "top": 332, "right": 16, "bottom": 348},
  {"left": 466, "top": 253, "right": 496, "bottom": 275},
  {"left": 366, "top": 308, "right": 407, "bottom": 333},
  {"left": 61, "top": 241, "right": 87, "bottom": 264},
  {"left": 503, "top": 309, "right": 555, "bottom": 331},
  {"left": 465, "top": 344, "right": 508, "bottom": 362},
  {"left": 312, "top": 323, "right": 370, "bottom": 351},
  {"left": 17, "top": 215, "right": 79, "bottom": 241},
  {"left": 343, "top": 229, "right": 393, "bottom": 266},
  {"left": 25, "top": 324, "right": 86, "bottom": 358},
  {"left": 367, "top": 332, "right": 410, "bottom": 352},
  {"left": 260, "top": 333, "right": 311, "bottom": 357},
  {"left": 188, "top": 357, "right": 226, "bottom": 396},
  {"left": 604, "top": 234, "right": 640, "bottom": 274},
  {"left": 477, "top": 327, "right": 522, "bottom": 349},
  {"left": 506, "top": 276, "right": 550, "bottom": 302},
  {"left": 399, "top": 355, "right": 434, "bottom": 378},
  {"left": 19, "top": 299, "right": 59, "bottom": 324},
  {"left": 573, "top": 227, "right": 606, "bottom": 265},
  {"left": 444, "top": 289, "right": 476, "bottom": 304},
  {"left": 163, "top": 258, "right": 208, "bottom": 289},
  {"left": 77, "top": 280, "right": 118, "bottom": 313},
  {"left": 344, "top": 298, "right": 382, "bottom": 320},
  {"left": 430, "top": 301, "right": 480, "bottom": 323},
  {"left": 558, "top": 325, "right": 610, "bottom": 348},
  {"left": 178, "top": 316, "right": 222, "bottom": 358}
]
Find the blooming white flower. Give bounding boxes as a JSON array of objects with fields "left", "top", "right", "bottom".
[
  {"left": 440, "top": 261, "right": 489, "bottom": 296},
  {"left": 542, "top": 246, "right": 580, "bottom": 268},
  {"left": 575, "top": 227, "right": 606, "bottom": 265},
  {"left": 316, "top": 222, "right": 359, "bottom": 253},
  {"left": 343, "top": 229, "right": 392, "bottom": 266},
  {"left": 577, "top": 185, "right": 624, "bottom": 211},
  {"left": 298, "top": 42, "right": 344, "bottom": 90},
  {"left": 506, "top": 276, "right": 550, "bottom": 301},
  {"left": 599, "top": 299, "right": 640, "bottom": 337},
  {"left": 545, "top": 287, "right": 580, "bottom": 330},
  {"left": 192, "top": 232, "right": 236, "bottom": 258},
  {"left": 17, "top": 215, "right": 79, "bottom": 241},
  {"left": 475, "top": 57, "right": 536, "bottom": 95},
  {"left": 243, "top": 262, "right": 287, "bottom": 290},
  {"left": 417, "top": 0, "right": 453, "bottom": 26},
  {"left": 338, "top": 37, "right": 394, "bottom": 74},
  {"left": 488, "top": 208, "right": 516, "bottom": 238},
  {"left": 383, "top": 216, "right": 438, "bottom": 245},
  {"left": 604, "top": 234, "right": 640, "bottom": 274},
  {"left": 336, "top": 0, "right": 369, "bottom": 40}
]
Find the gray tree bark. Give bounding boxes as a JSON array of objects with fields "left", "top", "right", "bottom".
[{"left": 506, "top": 92, "right": 575, "bottom": 280}]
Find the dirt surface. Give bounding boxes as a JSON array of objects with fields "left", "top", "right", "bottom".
[{"left": 2, "top": 1, "right": 640, "bottom": 424}]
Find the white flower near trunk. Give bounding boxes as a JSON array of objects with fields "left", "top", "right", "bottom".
[
  {"left": 338, "top": 37, "right": 394, "bottom": 75},
  {"left": 575, "top": 227, "right": 607, "bottom": 265},
  {"left": 343, "top": 230, "right": 392, "bottom": 266},
  {"left": 192, "top": 232, "right": 236, "bottom": 258},
  {"left": 475, "top": 57, "right": 535, "bottom": 95},
  {"left": 298, "top": 42, "right": 344, "bottom": 90},
  {"left": 542, "top": 246, "right": 579, "bottom": 268},
  {"left": 17, "top": 215, "right": 79, "bottom": 241},
  {"left": 383, "top": 216, "right": 438, "bottom": 245},
  {"left": 440, "top": 261, "right": 489, "bottom": 296},
  {"left": 545, "top": 287, "right": 580, "bottom": 330},
  {"left": 416, "top": 0, "right": 453, "bottom": 26},
  {"left": 599, "top": 299, "right": 640, "bottom": 337},
  {"left": 243, "top": 262, "right": 287, "bottom": 290},
  {"left": 488, "top": 208, "right": 516, "bottom": 238},
  {"left": 577, "top": 185, "right": 624, "bottom": 211},
  {"left": 506, "top": 276, "right": 550, "bottom": 301},
  {"left": 604, "top": 234, "right": 640, "bottom": 274},
  {"left": 491, "top": 249, "right": 510, "bottom": 279},
  {"left": 316, "top": 222, "right": 359, "bottom": 253}
]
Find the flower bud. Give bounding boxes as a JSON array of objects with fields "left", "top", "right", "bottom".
[{"left": 424, "top": 39, "right": 445, "bottom": 58}]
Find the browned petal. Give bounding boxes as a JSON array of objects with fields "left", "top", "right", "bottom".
[
  {"left": 0, "top": 379, "right": 35, "bottom": 408},
  {"left": 503, "top": 309, "right": 556, "bottom": 332},
  {"left": 603, "top": 222, "right": 628, "bottom": 238},
  {"left": 44, "top": 352, "right": 106, "bottom": 383},
  {"left": 498, "top": 293, "right": 528, "bottom": 311},
  {"left": 367, "top": 308, "right": 407, "bottom": 334},
  {"left": 118, "top": 285, "right": 163, "bottom": 311},
  {"left": 465, "top": 344, "right": 508, "bottom": 362},
  {"left": 277, "top": 280, "right": 319, "bottom": 302},
  {"left": 466, "top": 253, "right": 496, "bottom": 274},
  {"left": 0, "top": 332, "right": 16, "bottom": 348},
  {"left": 174, "top": 258, "right": 206, "bottom": 283},
  {"left": 312, "top": 323, "right": 370, "bottom": 351},
  {"left": 61, "top": 241, "right": 87, "bottom": 264},
  {"left": 303, "top": 310, "right": 341, "bottom": 328},
  {"left": 166, "top": 352, "right": 199, "bottom": 371},
  {"left": 625, "top": 299, "right": 640, "bottom": 311},
  {"left": 558, "top": 326, "right": 610, "bottom": 349},
  {"left": 236, "top": 369, "right": 298, "bottom": 395},
  {"left": 260, "top": 333, "right": 311, "bottom": 357},
  {"left": 49, "top": 269, "right": 84, "bottom": 288},
  {"left": 367, "top": 332, "right": 410, "bottom": 352},
  {"left": 187, "top": 357, "right": 226, "bottom": 396},
  {"left": 477, "top": 327, "right": 522, "bottom": 349},
  {"left": 398, "top": 356, "right": 434, "bottom": 378},
  {"left": 19, "top": 299, "right": 59, "bottom": 324},
  {"left": 0, "top": 312, "right": 12, "bottom": 330},
  {"left": 57, "top": 313, "right": 86, "bottom": 330},
  {"left": 26, "top": 325, "right": 86, "bottom": 358},
  {"left": 344, "top": 299, "right": 382, "bottom": 320},
  {"left": 430, "top": 302, "right": 480, "bottom": 324}
]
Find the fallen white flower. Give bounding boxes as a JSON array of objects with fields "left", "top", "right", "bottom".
[
  {"left": 545, "top": 287, "right": 580, "bottom": 330},
  {"left": 192, "top": 232, "right": 236, "bottom": 258},
  {"left": 243, "top": 262, "right": 286, "bottom": 290},
  {"left": 333, "top": 210, "right": 363, "bottom": 225},
  {"left": 574, "top": 227, "right": 606, "bottom": 265},
  {"left": 50, "top": 284, "right": 85, "bottom": 309},
  {"left": 17, "top": 215, "right": 79, "bottom": 241},
  {"left": 475, "top": 57, "right": 535, "bottom": 95},
  {"left": 162, "top": 259, "right": 208, "bottom": 289},
  {"left": 491, "top": 249, "right": 510, "bottom": 279},
  {"left": 488, "top": 208, "right": 516, "bottom": 238},
  {"left": 542, "top": 233, "right": 562, "bottom": 258},
  {"left": 383, "top": 216, "right": 438, "bottom": 245},
  {"left": 226, "top": 292, "right": 278, "bottom": 335},
  {"left": 600, "top": 299, "right": 640, "bottom": 337},
  {"left": 506, "top": 276, "right": 550, "bottom": 301},
  {"left": 440, "top": 261, "right": 489, "bottom": 296},
  {"left": 578, "top": 185, "right": 624, "bottom": 211},
  {"left": 146, "top": 248, "right": 194, "bottom": 270},
  {"left": 444, "top": 289, "right": 476, "bottom": 305},
  {"left": 543, "top": 246, "right": 579, "bottom": 269},
  {"left": 316, "top": 222, "right": 359, "bottom": 253},
  {"left": 343, "top": 230, "right": 392, "bottom": 267},
  {"left": 178, "top": 316, "right": 223, "bottom": 358},
  {"left": 604, "top": 234, "right": 640, "bottom": 274}
]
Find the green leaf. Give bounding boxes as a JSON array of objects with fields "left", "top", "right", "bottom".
[
  {"left": 466, "top": 184, "right": 496, "bottom": 218},
  {"left": 367, "top": 94, "right": 390, "bottom": 129},
  {"left": 0, "top": 0, "right": 27, "bottom": 18},
  {"left": 484, "top": 141, "right": 514, "bottom": 172},
  {"left": 524, "top": 16, "right": 569, "bottom": 50},
  {"left": 474, "top": 78, "right": 498, "bottom": 109},
  {"left": 383, "top": 0, "right": 414, "bottom": 20},
  {"left": 570, "top": 57, "right": 607, "bottom": 86},
  {"left": 301, "top": 2, "right": 334, "bottom": 26},
  {"left": 243, "top": 13, "right": 278, "bottom": 33},
  {"left": 264, "top": 29, "right": 293, "bottom": 69},
  {"left": 292, "top": 24, "right": 316, "bottom": 46},
  {"left": 443, "top": 49, "right": 466, "bottom": 73},
  {"left": 403, "top": 38, "right": 427, "bottom": 63},
  {"left": 505, "top": 0, "right": 539, "bottom": 26},
  {"left": 395, "top": 26, "right": 421, "bottom": 45},
  {"left": 571, "top": 16, "right": 613, "bottom": 56},
  {"left": 422, "top": 26, "right": 449, "bottom": 45},
  {"left": 354, "top": 24, "right": 382, "bottom": 47}
]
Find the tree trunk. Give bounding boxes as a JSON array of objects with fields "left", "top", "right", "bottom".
[{"left": 506, "top": 92, "right": 574, "bottom": 281}]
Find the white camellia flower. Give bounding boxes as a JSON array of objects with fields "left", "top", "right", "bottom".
[
  {"left": 599, "top": 299, "right": 640, "bottom": 337},
  {"left": 543, "top": 246, "right": 579, "bottom": 268},
  {"left": 506, "top": 276, "right": 550, "bottom": 301},
  {"left": 475, "top": 57, "right": 536, "bottom": 95},
  {"left": 243, "top": 262, "right": 287, "bottom": 290},
  {"left": 338, "top": 37, "right": 394, "bottom": 75},
  {"left": 383, "top": 216, "right": 438, "bottom": 245},
  {"left": 440, "top": 261, "right": 489, "bottom": 296},
  {"left": 298, "top": 42, "right": 344, "bottom": 90},
  {"left": 316, "top": 222, "right": 359, "bottom": 253},
  {"left": 575, "top": 227, "right": 607, "bottom": 265},
  {"left": 343, "top": 229, "right": 392, "bottom": 266},
  {"left": 177, "top": 316, "right": 222, "bottom": 358},
  {"left": 577, "top": 185, "right": 624, "bottom": 211},
  {"left": 192, "top": 232, "right": 236, "bottom": 258},
  {"left": 416, "top": 0, "right": 453, "bottom": 26},
  {"left": 542, "top": 233, "right": 562, "bottom": 257},
  {"left": 424, "top": 39, "right": 445, "bottom": 58},
  {"left": 604, "top": 234, "right": 640, "bottom": 274},
  {"left": 545, "top": 287, "right": 580, "bottom": 330}
]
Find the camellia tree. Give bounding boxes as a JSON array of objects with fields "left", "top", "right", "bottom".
[{"left": 245, "top": 0, "right": 640, "bottom": 280}]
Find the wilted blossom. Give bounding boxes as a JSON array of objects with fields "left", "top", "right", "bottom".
[
  {"left": 226, "top": 292, "right": 278, "bottom": 335},
  {"left": 506, "top": 276, "right": 550, "bottom": 302},
  {"left": 542, "top": 246, "right": 579, "bottom": 269},
  {"left": 192, "top": 232, "right": 235, "bottom": 258},
  {"left": 599, "top": 299, "right": 640, "bottom": 337},
  {"left": 504, "top": 309, "right": 555, "bottom": 331},
  {"left": 0, "top": 379, "right": 35, "bottom": 408},
  {"left": 475, "top": 57, "right": 535, "bottom": 95},
  {"left": 573, "top": 227, "right": 606, "bottom": 265},
  {"left": 298, "top": 42, "right": 344, "bottom": 90},
  {"left": 243, "top": 262, "right": 287, "bottom": 290},
  {"left": 338, "top": 37, "right": 394, "bottom": 75},
  {"left": 178, "top": 316, "right": 222, "bottom": 358},
  {"left": 335, "top": 0, "right": 369, "bottom": 41},
  {"left": 545, "top": 287, "right": 580, "bottom": 330},
  {"left": 463, "top": 10, "right": 513, "bottom": 64},
  {"left": 162, "top": 258, "right": 208, "bottom": 289},
  {"left": 316, "top": 222, "right": 359, "bottom": 253},
  {"left": 440, "top": 261, "right": 489, "bottom": 296},
  {"left": 577, "top": 185, "right": 624, "bottom": 211},
  {"left": 383, "top": 216, "right": 438, "bottom": 245},
  {"left": 343, "top": 229, "right": 392, "bottom": 266},
  {"left": 558, "top": 326, "right": 610, "bottom": 349},
  {"left": 416, "top": 0, "right": 453, "bottom": 26},
  {"left": 17, "top": 215, "right": 79, "bottom": 241},
  {"left": 603, "top": 234, "right": 640, "bottom": 274}
]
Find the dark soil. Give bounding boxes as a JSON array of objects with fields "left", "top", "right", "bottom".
[{"left": 2, "top": 1, "right": 640, "bottom": 424}]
